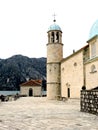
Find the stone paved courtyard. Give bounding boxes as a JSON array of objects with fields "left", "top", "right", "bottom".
[{"left": 0, "top": 97, "right": 98, "bottom": 130}]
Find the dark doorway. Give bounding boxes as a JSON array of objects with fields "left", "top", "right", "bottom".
[
  {"left": 67, "top": 88, "right": 70, "bottom": 98},
  {"left": 29, "top": 88, "right": 33, "bottom": 96}
]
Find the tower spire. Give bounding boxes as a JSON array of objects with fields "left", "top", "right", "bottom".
[{"left": 53, "top": 13, "right": 56, "bottom": 23}]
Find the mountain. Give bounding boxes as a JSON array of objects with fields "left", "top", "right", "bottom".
[{"left": 0, "top": 55, "right": 46, "bottom": 90}]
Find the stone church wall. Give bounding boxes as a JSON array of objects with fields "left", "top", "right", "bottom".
[
  {"left": 85, "top": 58, "right": 98, "bottom": 89},
  {"left": 61, "top": 50, "right": 84, "bottom": 98}
]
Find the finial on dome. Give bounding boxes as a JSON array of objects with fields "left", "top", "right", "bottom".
[
  {"left": 53, "top": 13, "right": 56, "bottom": 23},
  {"left": 48, "top": 14, "right": 62, "bottom": 32}
]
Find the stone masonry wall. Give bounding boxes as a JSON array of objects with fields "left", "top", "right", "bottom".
[
  {"left": 61, "top": 51, "right": 84, "bottom": 98},
  {"left": 81, "top": 90, "right": 98, "bottom": 115}
]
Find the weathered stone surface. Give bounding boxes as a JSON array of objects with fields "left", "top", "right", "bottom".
[
  {"left": 81, "top": 90, "right": 98, "bottom": 115},
  {"left": 0, "top": 97, "right": 98, "bottom": 130}
]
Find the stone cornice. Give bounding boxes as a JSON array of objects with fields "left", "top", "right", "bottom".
[{"left": 84, "top": 56, "right": 98, "bottom": 64}]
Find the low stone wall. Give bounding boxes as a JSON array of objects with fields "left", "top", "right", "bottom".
[{"left": 81, "top": 90, "right": 98, "bottom": 115}]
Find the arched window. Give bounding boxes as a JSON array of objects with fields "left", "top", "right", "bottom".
[{"left": 91, "top": 64, "right": 97, "bottom": 73}]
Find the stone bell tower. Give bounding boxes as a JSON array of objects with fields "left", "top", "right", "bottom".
[{"left": 47, "top": 17, "right": 63, "bottom": 99}]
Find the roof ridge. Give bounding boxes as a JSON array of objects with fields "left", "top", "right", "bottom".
[{"left": 20, "top": 79, "right": 42, "bottom": 86}]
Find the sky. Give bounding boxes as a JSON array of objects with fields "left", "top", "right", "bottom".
[{"left": 0, "top": 0, "right": 98, "bottom": 59}]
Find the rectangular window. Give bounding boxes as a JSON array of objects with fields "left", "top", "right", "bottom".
[{"left": 91, "top": 43, "right": 96, "bottom": 58}]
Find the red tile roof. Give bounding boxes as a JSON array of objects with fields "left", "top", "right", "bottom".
[{"left": 20, "top": 79, "right": 42, "bottom": 86}]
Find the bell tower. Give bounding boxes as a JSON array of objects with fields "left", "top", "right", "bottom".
[{"left": 47, "top": 17, "right": 63, "bottom": 99}]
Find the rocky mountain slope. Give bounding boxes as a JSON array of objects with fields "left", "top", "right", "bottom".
[{"left": 0, "top": 55, "right": 46, "bottom": 90}]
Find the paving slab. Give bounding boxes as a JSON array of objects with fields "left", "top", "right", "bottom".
[{"left": 0, "top": 97, "right": 98, "bottom": 130}]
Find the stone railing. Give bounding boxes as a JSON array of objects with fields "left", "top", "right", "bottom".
[{"left": 80, "top": 90, "right": 98, "bottom": 115}]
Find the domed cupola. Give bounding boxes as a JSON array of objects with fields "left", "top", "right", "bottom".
[
  {"left": 47, "top": 18, "right": 62, "bottom": 44},
  {"left": 48, "top": 23, "right": 62, "bottom": 32},
  {"left": 89, "top": 19, "right": 98, "bottom": 39}
]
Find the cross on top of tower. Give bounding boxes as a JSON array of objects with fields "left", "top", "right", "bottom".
[{"left": 53, "top": 13, "right": 56, "bottom": 23}]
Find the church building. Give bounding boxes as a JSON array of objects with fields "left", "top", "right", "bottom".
[{"left": 47, "top": 19, "right": 98, "bottom": 99}]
